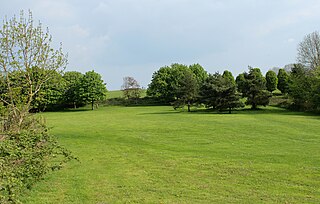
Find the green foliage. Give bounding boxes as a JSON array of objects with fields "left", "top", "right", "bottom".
[
  {"left": 265, "top": 70, "right": 278, "bottom": 92},
  {"left": 277, "top": 69, "right": 289, "bottom": 94},
  {"left": 32, "top": 70, "right": 67, "bottom": 111},
  {"left": 235, "top": 73, "right": 246, "bottom": 93},
  {"left": 173, "top": 69, "right": 199, "bottom": 112},
  {"left": 189, "top": 64, "right": 208, "bottom": 86},
  {"left": 147, "top": 64, "right": 190, "bottom": 102},
  {"left": 63, "top": 71, "right": 85, "bottom": 109},
  {"left": 288, "top": 64, "right": 320, "bottom": 111},
  {"left": 0, "top": 116, "right": 73, "bottom": 203},
  {"left": 241, "top": 68, "right": 271, "bottom": 109},
  {"left": 222, "top": 70, "right": 236, "bottom": 86},
  {"left": 200, "top": 73, "right": 244, "bottom": 113},
  {"left": 0, "top": 11, "right": 73, "bottom": 203},
  {"left": 80, "top": 70, "right": 107, "bottom": 110}
]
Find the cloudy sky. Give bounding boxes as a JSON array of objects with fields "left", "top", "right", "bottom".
[{"left": 1, "top": 0, "right": 320, "bottom": 90}]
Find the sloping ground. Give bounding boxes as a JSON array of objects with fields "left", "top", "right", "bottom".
[{"left": 22, "top": 106, "right": 320, "bottom": 203}]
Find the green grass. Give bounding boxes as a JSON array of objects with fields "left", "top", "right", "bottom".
[
  {"left": 21, "top": 106, "right": 320, "bottom": 203},
  {"left": 107, "top": 89, "right": 147, "bottom": 99},
  {"left": 107, "top": 90, "right": 123, "bottom": 98}
]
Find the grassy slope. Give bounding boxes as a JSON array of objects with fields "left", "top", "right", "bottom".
[
  {"left": 107, "top": 90, "right": 147, "bottom": 99},
  {"left": 22, "top": 106, "right": 320, "bottom": 203}
]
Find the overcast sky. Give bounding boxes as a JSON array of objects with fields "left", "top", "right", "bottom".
[{"left": 1, "top": 0, "right": 320, "bottom": 90}]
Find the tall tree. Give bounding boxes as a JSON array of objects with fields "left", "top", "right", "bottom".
[
  {"left": 80, "top": 70, "right": 107, "bottom": 110},
  {"left": 0, "top": 11, "right": 67, "bottom": 131},
  {"left": 241, "top": 68, "right": 271, "bottom": 109},
  {"left": 277, "top": 69, "right": 289, "bottom": 94},
  {"left": 0, "top": 11, "right": 71, "bottom": 203},
  {"left": 297, "top": 31, "right": 320, "bottom": 70},
  {"left": 265, "top": 70, "right": 278, "bottom": 93},
  {"left": 174, "top": 69, "right": 199, "bottom": 112},
  {"left": 200, "top": 73, "right": 244, "bottom": 113}
]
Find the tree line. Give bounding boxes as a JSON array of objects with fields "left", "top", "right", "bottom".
[
  {"left": 0, "top": 69, "right": 108, "bottom": 112},
  {"left": 146, "top": 35, "right": 320, "bottom": 113}
]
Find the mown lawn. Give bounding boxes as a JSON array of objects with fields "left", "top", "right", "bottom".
[{"left": 21, "top": 106, "right": 320, "bottom": 203}]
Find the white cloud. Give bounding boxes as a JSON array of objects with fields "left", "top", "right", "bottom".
[{"left": 69, "top": 24, "right": 90, "bottom": 38}]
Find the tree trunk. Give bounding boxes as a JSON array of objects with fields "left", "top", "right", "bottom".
[
  {"left": 187, "top": 101, "right": 191, "bottom": 112},
  {"left": 229, "top": 107, "right": 231, "bottom": 114},
  {"left": 91, "top": 100, "right": 94, "bottom": 110},
  {"left": 73, "top": 102, "right": 77, "bottom": 109}
]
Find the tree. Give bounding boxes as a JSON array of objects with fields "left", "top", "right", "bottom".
[
  {"left": 32, "top": 69, "right": 66, "bottom": 111},
  {"left": 0, "top": 11, "right": 71, "bottom": 203},
  {"left": 121, "top": 76, "right": 142, "bottom": 100},
  {"left": 297, "top": 31, "right": 320, "bottom": 70},
  {"left": 189, "top": 63, "right": 208, "bottom": 87},
  {"left": 277, "top": 69, "right": 289, "bottom": 94},
  {"left": 241, "top": 68, "right": 271, "bottom": 109},
  {"left": 287, "top": 64, "right": 320, "bottom": 111},
  {"left": 200, "top": 73, "right": 244, "bottom": 113},
  {"left": 147, "top": 64, "right": 190, "bottom": 102},
  {"left": 235, "top": 73, "right": 246, "bottom": 93},
  {"left": 80, "top": 70, "right": 107, "bottom": 110},
  {"left": 288, "top": 64, "right": 312, "bottom": 110},
  {"left": 265, "top": 70, "right": 278, "bottom": 93},
  {"left": 63, "top": 71, "right": 84, "bottom": 108},
  {"left": 222, "top": 70, "right": 236, "bottom": 86},
  {"left": 0, "top": 11, "right": 67, "bottom": 130},
  {"left": 174, "top": 69, "right": 199, "bottom": 112}
]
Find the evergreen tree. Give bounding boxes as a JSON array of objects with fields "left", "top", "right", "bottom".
[
  {"left": 200, "top": 73, "right": 244, "bottom": 113},
  {"left": 277, "top": 69, "right": 289, "bottom": 94},
  {"left": 241, "top": 68, "right": 271, "bottom": 109},
  {"left": 266, "top": 70, "right": 278, "bottom": 93}
]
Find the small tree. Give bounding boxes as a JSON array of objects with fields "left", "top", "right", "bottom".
[
  {"left": 121, "top": 76, "right": 142, "bottom": 100},
  {"left": 265, "top": 70, "right": 278, "bottom": 93},
  {"left": 277, "top": 69, "right": 289, "bottom": 94},
  {"left": 80, "top": 70, "right": 107, "bottom": 110}
]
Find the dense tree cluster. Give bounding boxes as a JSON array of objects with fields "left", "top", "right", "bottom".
[
  {"left": 148, "top": 64, "right": 275, "bottom": 112},
  {"left": 11, "top": 69, "right": 108, "bottom": 112}
]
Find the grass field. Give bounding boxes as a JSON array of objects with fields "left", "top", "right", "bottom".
[{"left": 21, "top": 106, "right": 320, "bottom": 203}]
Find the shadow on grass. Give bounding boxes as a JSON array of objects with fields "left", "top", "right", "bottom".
[
  {"left": 52, "top": 108, "right": 93, "bottom": 113},
  {"left": 139, "top": 106, "right": 320, "bottom": 119}
]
